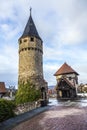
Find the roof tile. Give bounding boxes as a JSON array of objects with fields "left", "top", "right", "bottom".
[
  {"left": 0, "top": 82, "right": 6, "bottom": 93},
  {"left": 20, "top": 13, "right": 42, "bottom": 41},
  {"left": 54, "top": 62, "right": 78, "bottom": 76}
]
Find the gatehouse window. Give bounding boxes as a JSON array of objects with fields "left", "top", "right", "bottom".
[{"left": 69, "top": 77, "right": 72, "bottom": 80}]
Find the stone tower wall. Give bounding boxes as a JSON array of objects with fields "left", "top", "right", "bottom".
[{"left": 18, "top": 36, "right": 43, "bottom": 83}]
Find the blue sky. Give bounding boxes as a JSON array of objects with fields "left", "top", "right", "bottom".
[{"left": 0, "top": 0, "right": 87, "bottom": 88}]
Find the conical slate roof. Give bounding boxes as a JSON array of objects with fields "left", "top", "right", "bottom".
[
  {"left": 54, "top": 62, "right": 79, "bottom": 76},
  {"left": 20, "top": 11, "right": 42, "bottom": 40}
]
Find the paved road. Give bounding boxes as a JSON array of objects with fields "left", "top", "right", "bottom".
[{"left": 12, "top": 99, "right": 87, "bottom": 130}]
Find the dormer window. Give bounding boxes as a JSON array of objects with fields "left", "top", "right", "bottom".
[{"left": 30, "top": 37, "right": 34, "bottom": 42}]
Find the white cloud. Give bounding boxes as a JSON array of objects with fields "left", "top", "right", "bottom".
[
  {"left": 0, "top": 0, "right": 87, "bottom": 87},
  {"left": 0, "top": 44, "right": 18, "bottom": 87},
  {"left": 43, "top": 63, "right": 59, "bottom": 86}
]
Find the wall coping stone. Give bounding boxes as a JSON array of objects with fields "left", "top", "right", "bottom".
[{"left": 0, "top": 106, "right": 50, "bottom": 130}]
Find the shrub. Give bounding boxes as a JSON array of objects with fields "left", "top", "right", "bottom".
[
  {"left": 15, "top": 81, "right": 41, "bottom": 104},
  {"left": 0, "top": 99, "right": 16, "bottom": 122}
]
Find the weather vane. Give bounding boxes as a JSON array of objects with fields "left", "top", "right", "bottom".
[{"left": 30, "top": 7, "right": 32, "bottom": 16}]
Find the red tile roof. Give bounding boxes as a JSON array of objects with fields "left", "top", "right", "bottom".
[
  {"left": 54, "top": 62, "right": 79, "bottom": 76},
  {"left": 0, "top": 82, "right": 6, "bottom": 93}
]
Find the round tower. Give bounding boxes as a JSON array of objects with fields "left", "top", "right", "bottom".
[{"left": 18, "top": 9, "right": 48, "bottom": 99}]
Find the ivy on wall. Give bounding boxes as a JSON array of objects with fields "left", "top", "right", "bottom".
[{"left": 16, "top": 81, "right": 41, "bottom": 104}]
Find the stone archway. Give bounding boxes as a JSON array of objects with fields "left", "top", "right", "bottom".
[{"left": 41, "top": 87, "right": 47, "bottom": 100}]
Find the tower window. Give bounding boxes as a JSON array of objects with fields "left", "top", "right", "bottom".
[
  {"left": 28, "top": 47, "right": 30, "bottom": 50},
  {"left": 31, "top": 47, "right": 34, "bottom": 50},
  {"left": 30, "top": 37, "right": 34, "bottom": 42},
  {"left": 22, "top": 48, "right": 24, "bottom": 51},
  {"left": 20, "top": 40, "right": 22, "bottom": 44},
  {"left": 35, "top": 48, "right": 37, "bottom": 51},
  {"left": 25, "top": 48, "right": 27, "bottom": 51},
  {"left": 24, "top": 39, "right": 27, "bottom": 42}
]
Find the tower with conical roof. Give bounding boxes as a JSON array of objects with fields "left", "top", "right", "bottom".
[{"left": 18, "top": 9, "right": 48, "bottom": 100}]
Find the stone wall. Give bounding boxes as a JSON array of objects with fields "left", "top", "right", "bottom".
[
  {"left": 18, "top": 36, "right": 43, "bottom": 83},
  {"left": 14, "top": 101, "right": 41, "bottom": 115},
  {"left": 18, "top": 34, "right": 48, "bottom": 100},
  {"left": 18, "top": 36, "right": 48, "bottom": 96}
]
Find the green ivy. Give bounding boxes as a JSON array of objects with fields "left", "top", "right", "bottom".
[
  {"left": 15, "top": 81, "right": 41, "bottom": 104},
  {"left": 0, "top": 99, "right": 16, "bottom": 122}
]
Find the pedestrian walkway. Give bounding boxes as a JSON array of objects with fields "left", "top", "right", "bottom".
[
  {"left": 12, "top": 105, "right": 87, "bottom": 130},
  {"left": 1, "top": 99, "right": 87, "bottom": 130}
]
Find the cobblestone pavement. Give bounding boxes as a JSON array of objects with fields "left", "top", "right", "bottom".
[{"left": 12, "top": 101, "right": 87, "bottom": 130}]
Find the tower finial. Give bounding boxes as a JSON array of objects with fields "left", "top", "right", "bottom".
[{"left": 30, "top": 7, "right": 32, "bottom": 16}]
